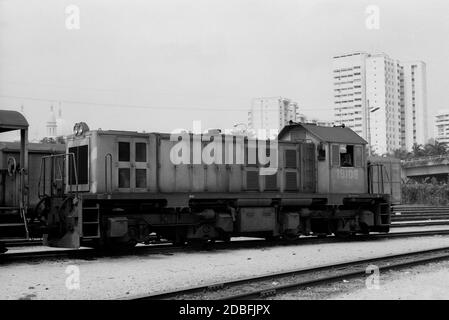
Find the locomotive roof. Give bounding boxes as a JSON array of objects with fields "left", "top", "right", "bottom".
[
  {"left": 0, "top": 110, "right": 29, "bottom": 133},
  {"left": 278, "top": 123, "right": 367, "bottom": 145},
  {"left": 0, "top": 141, "right": 66, "bottom": 153}
]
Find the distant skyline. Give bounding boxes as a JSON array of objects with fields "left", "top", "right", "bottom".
[{"left": 1, "top": 0, "right": 448, "bottom": 141}]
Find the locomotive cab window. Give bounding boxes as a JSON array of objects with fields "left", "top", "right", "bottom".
[
  {"left": 119, "top": 142, "right": 130, "bottom": 162},
  {"left": 135, "top": 143, "right": 147, "bottom": 162},
  {"left": 117, "top": 140, "right": 148, "bottom": 190},
  {"left": 136, "top": 169, "right": 147, "bottom": 188},
  {"left": 119, "top": 168, "right": 130, "bottom": 188},
  {"left": 332, "top": 144, "right": 364, "bottom": 168},
  {"left": 69, "top": 145, "right": 88, "bottom": 185},
  {"left": 340, "top": 145, "right": 354, "bottom": 167}
]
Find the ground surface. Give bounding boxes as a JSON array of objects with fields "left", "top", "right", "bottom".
[
  {"left": 2, "top": 232, "right": 449, "bottom": 300},
  {"left": 274, "top": 260, "right": 449, "bottom": 300}
]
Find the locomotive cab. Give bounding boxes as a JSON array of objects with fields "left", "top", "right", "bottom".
[
  {"left": 279, "top": 123, "right": 368, "bottom": 197},
  {"left": 279, "top": 123, "right": 391, "bottom": 234}
]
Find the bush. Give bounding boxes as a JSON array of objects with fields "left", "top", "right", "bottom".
[{"left": 402, "top": 183, "right": 449, "bottom": 205}]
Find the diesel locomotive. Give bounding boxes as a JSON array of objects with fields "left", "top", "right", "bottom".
[{"left": 33, "top": 121, "right": 391, "bottom": 249}]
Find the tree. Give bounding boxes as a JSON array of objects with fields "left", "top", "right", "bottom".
[
  {"left": 423, "top": 140, "right": 447, "bottom": 156},
  {"left": 40, "top": 137, "right": 56, "bottom": 144},
  {"left": 391, "top": 148, "right": 410, "bottom": 160},
  {"left": 39, "top": 136, "right": 66, "bottom": 144},
  {"left": 412, "top": 143, "right": 425, "bottom": 158}
]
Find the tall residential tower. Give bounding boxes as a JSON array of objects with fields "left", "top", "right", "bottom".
[
  {"left": 248, "top": 97, "right": 300, "bottom": 138},
  {"left": 435, "top": 110, "right": 449, "bottom": 145},
  {"left": 333, "top": 52, "right": 428, "bottom": 155}
]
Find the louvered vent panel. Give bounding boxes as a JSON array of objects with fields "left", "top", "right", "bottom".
[
  {"left": 265, "top": 174, "right": 277, "bottom": 190},
  {"left": 285, "top": 150, "right": 297, "bottom": 168},
  {"left": 285, "top": 172, "right": 298, "bottom": 191},
  {"left": 332, "top": 145, "right": 340, "bottom": 166},
  {"left": 246, "top": 171, "right": 259, "bottom": 190}
]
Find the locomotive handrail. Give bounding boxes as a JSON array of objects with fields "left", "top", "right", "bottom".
[
  {"left": 105, "top": 153, "right": 113, "bottom": 194},
  {"left": 367, "top": 163, "right": 391, "bottom": 195},
  {"left": 18, "top": 167, "right": 29, "bottom": 239},
  {"left": 38, "top": 153, "right": 79, "bottom": 199}
]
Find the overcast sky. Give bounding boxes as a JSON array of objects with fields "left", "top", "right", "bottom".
[{"left": 1, "top": 0, "right": 448, "bottom": 140}]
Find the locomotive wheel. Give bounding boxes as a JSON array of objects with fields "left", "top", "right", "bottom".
[
  {"left": 30, "top": 196, "right": 51, "bottom": 224},
  {"left": 359, "top": 223, "right": 370, "bottom": 235}
]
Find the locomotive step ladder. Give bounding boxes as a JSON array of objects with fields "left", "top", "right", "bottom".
[
  {"left": 0, "top": 206, "right": 29, "bottom": 241},
  {"left": 378, "top": 203, "right": 391, "bottom": 225},
  {"left": 81, "top": 204, "right": 100, "bottom": 239}
]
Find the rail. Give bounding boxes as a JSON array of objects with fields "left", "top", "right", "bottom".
[{"left": 4, "top": 230, "right": 449, "bottom": 263}]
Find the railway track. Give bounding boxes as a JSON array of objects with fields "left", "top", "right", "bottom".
[
  {"left": 391, "top": 204, "right": 449, "bottom": 228},
  {"left": 130, "top": 245, "right": 449, "bottom": 300},
  {"left": 2, "top": 229, "right": 449, "bottom": 263}
]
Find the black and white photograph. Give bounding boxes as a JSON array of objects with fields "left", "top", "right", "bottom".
[{"left": 1, "top": 0, "right": 449, "bottom": 309}]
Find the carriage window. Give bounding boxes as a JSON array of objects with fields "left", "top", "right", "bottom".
[
  {"left": 135, "top": 143, "right": 147, "bottom": 162},
  {"left": 340, "top": 145, "right": 354, "bottom": 167},
  {"left": 119, "top": 142, "right": 130, "bottom": 162},
  {"left": 118, "top": 168, "right": 130, "bottom": 188}
]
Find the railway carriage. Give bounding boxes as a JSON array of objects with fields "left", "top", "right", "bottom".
[{"left": 37, "top": 122, "right": 391, "bottom": 249}]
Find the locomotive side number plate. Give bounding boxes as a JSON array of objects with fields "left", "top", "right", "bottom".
[{"left": 336, "top": 168, "right": 359, "bottom": 180}]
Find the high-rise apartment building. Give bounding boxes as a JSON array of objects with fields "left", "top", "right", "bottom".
[
  {"left": 307, "top": 119, "right": 334, "bottom": 127},
  {"left": 365, "top": 54, "right": 403, "bottom": 155},
  {"left": 295, "top": 113, "right": 334, "bottom": 127},
  {"left": 333, "top": 53, "right": 368, "bottom": 139},
  {"left": 435, "top": 110, "right": 449, "bottom": 145},
  {"left": 248, "top": 97, "right": 300, "bottom": 138},
  {"left": 333, "top": 52, "right": 428, "bottom": 155},
  {"left": 402, "top": 61, "right": 428, "bottom": 147}
]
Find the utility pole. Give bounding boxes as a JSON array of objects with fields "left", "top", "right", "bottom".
[
  {"left": 367, "top": 100, "right": 372, "bottom": 156},
  {"left": 367, "top": 99, "right": 380, "bottom": 156}
]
